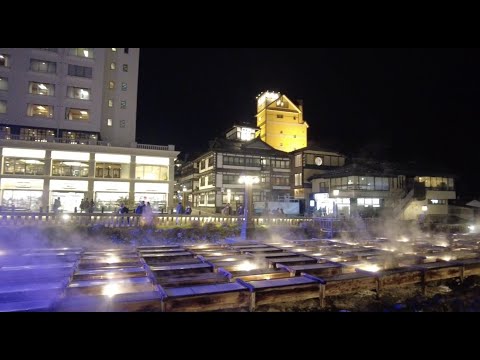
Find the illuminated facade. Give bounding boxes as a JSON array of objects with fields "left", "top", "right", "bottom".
[
  {"left": 256, "top": 91, "right": 308, "bottom": 152},
  {"left": 309, "top": 159, "right": 456, "bottom": 220},
  {"left": 0, "top": 48, "right": 179, "bottom": 212},
  {"left": 177, "top": 125, "right": 293, "bottom": 214},
  {"left": 290, "top": 145, "right": 346, "bottom": 211}
]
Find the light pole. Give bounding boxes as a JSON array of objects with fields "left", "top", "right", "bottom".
[{"left": 238, "top": 175, "right": 259, "bottom": 240}]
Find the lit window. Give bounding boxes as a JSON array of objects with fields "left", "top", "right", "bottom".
[
  {"left": 121, "top": 82, "right": 127, "bottom": 91},
  {"left": 0, "top": 100, "right": 6, "bottom": 114},
  {"left": 27, "top": 104, "right": 53, "bottom": 118},
  {"left": 110, "top": 62, "right": 116, "bottom": 70},
  {"left": 66, "top": 108, "right": 90, "bottom": 121},
  {"left": 120, "top": 100, "right": 126, "bottom": 109},
  {"left": 122, "top": 64, "right": 128, "bottom": 72},
  {"left": 112, "top": 48, "right": 117, "bottom": 52},
  {"left": 0, "top": 54, "right": 10, "bottom": 68},
  {"left": 0, "top": 77, "right": 8, "bottom": 91},
  {"left": 108, "top": 100, "right": 113, "bottom": 107},
  {"left": 67, "top": 86, "right": 90, "bottom": 100},
  {"left": 29, "top": 82, "right": 54, "bottom": 96},
  {"left": 109, "top": 81, "right": 115, "bottom": 89},
  {"left": 107, "top": 119, "right": 113, "bottom": 127},
  {"left": 68, "top": 48, "right": 94, "bottom": 59}
]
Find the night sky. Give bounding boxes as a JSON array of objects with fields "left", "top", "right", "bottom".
[{"left": 136, "top": 48, "right": 480, "bottom": 197}]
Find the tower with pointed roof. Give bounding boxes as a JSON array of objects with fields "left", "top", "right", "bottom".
[{"left": 255, "top": 91, "right": 309, "bottom": 153}]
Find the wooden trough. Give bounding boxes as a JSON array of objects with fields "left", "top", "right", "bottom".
[
  {"left": 237, "top": 274, "right": 324, "bottom": 311},
  {"left": 278, "top": 262, "right": 343, "bottom": 277},
  {"left": 218, "top": 267, "right": 291, "bottom": 282},
  {"left": 160, "top": 282, "right": 251, "bottom": 312}
]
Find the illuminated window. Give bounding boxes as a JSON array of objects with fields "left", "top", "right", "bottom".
[
  {"left": 68, "top": 64, "right": 92, "bottom": 78},
  {"left": 121, "top": 82, "right": 127, "bottom": 91},
  {"left": 68, "top": 48, "right": 94, "bottom": 58},
  {"left": 122, "top": 64, "right": 128, "bottom": 72},
  {"left": 0, "top": 100, "right": 6, "bottom": 113},
  {"left": 29, "top": 82, "right": 54, "bottom": 96},
  {"left": 107, "top": 118, "right": 113, "bottom": 127},
  {"left": 295, "top": 173, "right": 303, "bottom": 186},
  {"left": 3, "top": 157, "right": 45, "bottom": 175},
  {"left": 52, "top": 160, "right": 89, "bottom": 177},
  {"left": 110, "top": 62, "right": 116, "bottom": 70},
  {"left": 111, "top": 48, "right": 117, "bottom": 52},
  {"left": 30, "top": 59, "right": 56, "bottom": 73},
  {"left": 0, "top": 54, "right": 11, "bottom": 68},
  {"left": 108, "top": 99, "right": 113, "bottom": 107},
  {"left": 20, "top": 128, "right": 55, "bottom": 141},
  {"left": 27, "top": 104, "right": 53, "bottom": 118},
  {"left": 67, "top": 86, "right": 90, "bottom": 100},
  {"left": 66, "top": 108, "right": 90, "bottom": 121},
  {"left": 0, "top": 77, "right": 8, "bottom": 91},
  {"left": 109, "top": 81, "right": 115, "bottom": 89},
  {"left": 135, "top": 165, "right": 168, "bottom": 181},
  {"left": 295, "top": 154, "right": 302, "bottom": 167},
  {"left": 95, "top": 163, "right": 125, "bottom": 179}
]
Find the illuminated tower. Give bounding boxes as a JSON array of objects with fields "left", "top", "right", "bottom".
[{"left": 255, "top": 91, "right": 308, "bottom": 152}]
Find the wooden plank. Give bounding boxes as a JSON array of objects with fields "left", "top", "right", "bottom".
[
  {"left": 279, "top": 262, "right": 343, "bottom": 277},
  {"left": 110, "top": 291, "right": 164, "bottom": 312},
  {"left": 73, "top": 267, "right": 147, "bottom": 281},
  {"left": 238, "top": 276, "right": 322, "bottom": 309},
  {"left": 150, "top": 262, "right": 213, "bottom": 277},
  {"left": 156, "top": 272, "right": 230, "bottom": 288},
  {"left": 269, "top": 256, "right": 317, "bottom": 268},
  {"left": 162, "top": 282, "right": 250, "bottom": 312},
  {"left": 324, "top": 272, "right": 378, "bottom": 296}
]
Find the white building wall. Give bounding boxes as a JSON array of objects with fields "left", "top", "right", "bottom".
[{"left": 0, "top": 48, "right": 139, "bottom": 146}]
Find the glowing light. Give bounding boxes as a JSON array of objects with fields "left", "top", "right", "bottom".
[
  {"left": 62, "top": 214, "right": 70, "bottom": 221},
  {"left": 422, "top": 206, "right": 428, "bottom": 212},
  {"left": 294, "top": 248, "right": 308, "bottom": 252},
  {"left": 441, "top": 256, "right": 453, "bottom": 261},
  {"left": 468, "top": 225, "right": 475, "bottom": 232},
  {"left": 223, "top": 258, "right": 237, "bottom": 262},
  {"left": 239, "top": 175, "right": 260, "bottom": 184},
  {"left": 0, "top": 250, "right": 6, "bottom": 256},
  {"left": 311, "top": 253, "right": 324, "bottom": 256},
  {"left": 333, "top": 190, "right": 339, "bottom": 196},
  {"left": 211, "top": 252, "right": 224, "bottom": 256},
  {"left": 105, "top": 255, "right": 121, "bottom": 264},
  {"left": 102, "top": 283, "right": 122, "bottom": 298},
  {"left": 357, "top": 264, "right": 381, "bottom": 272},
  {"left": 236, "top": 261, "right": 257, "bottom": 272},
  {"left": 397, "top": 237, "right": 409, "bottom": 243}
]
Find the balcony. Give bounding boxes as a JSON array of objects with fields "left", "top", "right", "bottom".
[{"left": 0, "top": 133, "right": 174, "bottom": 151}]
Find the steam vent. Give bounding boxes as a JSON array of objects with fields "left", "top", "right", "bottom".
[{"left": 2, "top": 233, "right": 480, "bottom": 312}]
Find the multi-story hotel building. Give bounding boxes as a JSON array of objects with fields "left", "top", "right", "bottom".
[{"left": 0, "top": 48, "right": 178, "bottom": 213}]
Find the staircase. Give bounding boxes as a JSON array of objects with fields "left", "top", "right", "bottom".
[{"left": 392, "top": 189, "right": 414, "bottom": 220}]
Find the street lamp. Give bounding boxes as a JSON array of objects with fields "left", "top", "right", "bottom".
[{"left": 238, "top": 175, "right": 260, "bottom": 240}]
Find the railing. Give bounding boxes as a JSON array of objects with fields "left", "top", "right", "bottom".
[
  {"left": 392, "top": 188, "right": 414, "bottom": 219},
  {"left": 0, "top": 212, "right": 312, "bottom": 228},
  {"left": 0, "top": 133, "right": 173, "bottom": 151}
]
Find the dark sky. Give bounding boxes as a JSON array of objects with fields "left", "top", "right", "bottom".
[{"left": 136, "top": 48, "right": 480, "bottom": 197}]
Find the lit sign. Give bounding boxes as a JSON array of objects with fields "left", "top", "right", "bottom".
[
  {"left": 240, "top": 127, "right": 255, "bottom": 141},
  {"left": 257, "top": 91, "right": 280, "bottom": 107}
]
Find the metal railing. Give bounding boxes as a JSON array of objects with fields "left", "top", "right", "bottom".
[
  {"left": 0, "top": 133, "right": 173, "bottom": 151},
  {"left": 0, "top": 212, "right": 312, "bottom": 228}
]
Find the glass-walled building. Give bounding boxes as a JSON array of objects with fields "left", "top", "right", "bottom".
[{"left": 0, "top": 144, "right": 177, "bottom": 213}]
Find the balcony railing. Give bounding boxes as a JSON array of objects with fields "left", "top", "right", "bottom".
[
  {"left": 0, "top": 212, "right": 312, "bottom": 228},
  {"left": 0, "top": 133, "right": 174, "bottom": 151}
]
